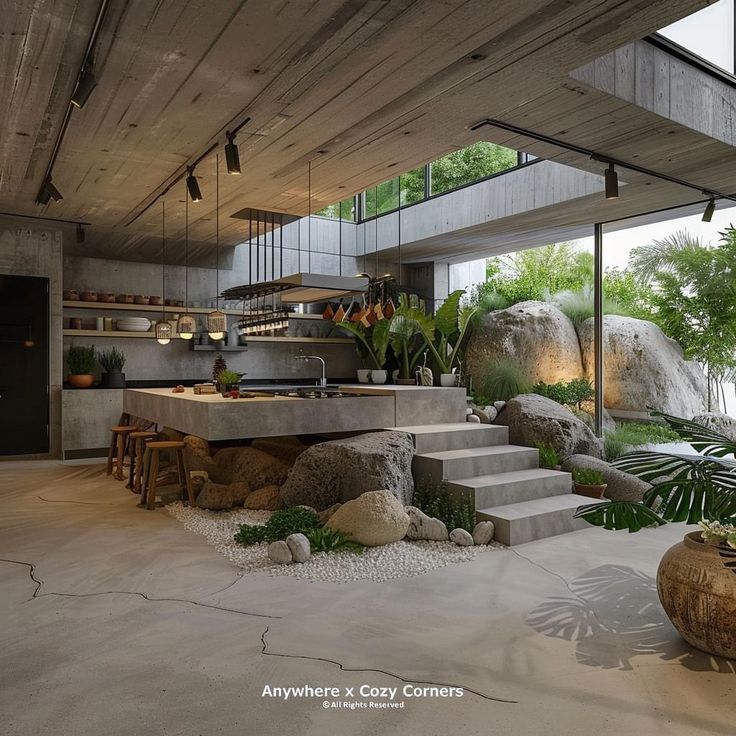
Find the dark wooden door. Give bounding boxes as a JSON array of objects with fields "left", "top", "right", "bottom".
[{"left": 0, "top": 274, "right": 49, "bottom": 455}]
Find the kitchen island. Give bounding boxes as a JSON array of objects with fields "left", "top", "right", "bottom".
[{"left": 122, "top": 385, "right": 467, "bottom": 441}]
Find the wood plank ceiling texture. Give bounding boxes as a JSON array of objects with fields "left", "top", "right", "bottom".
[{"left": 0, "top": 0, "right": 711, "bottom": 264}]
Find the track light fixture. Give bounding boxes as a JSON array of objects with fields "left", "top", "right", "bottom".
[
  {"left": 604, "top": 162, "right": 619, "bottom": 200},
  {"left": 76, "top": 224, "right": 85, "bottom": 243},
  {"left": 71, "top": 63, "right": 97, "bottom": 108},
  {"left": 224, "top": 131, "right": 241, "bottom": 175},
  {"left": 36, "top": 178, "right": 63, "bottom": 205},
  {"left": 186, "top": 166, "right": 202, "bottom": 202}
]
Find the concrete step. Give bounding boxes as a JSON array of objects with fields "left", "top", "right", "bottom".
[
  {"left": 477, "top": 493, "right": 594, "bottom": 546},
  {"left": 393, "top": 423, "right": 508, "bottom": 453},
  {"left": 447, "top": 468, "right": 572, "bottom": 508},
  {"left": 413, "top": 445, "right": 538, "bottom": 482}
]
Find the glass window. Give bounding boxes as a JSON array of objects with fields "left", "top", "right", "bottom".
[
  {"left": 659, "top": 0, "right": 734, "bottom": 74},
  {"left": 315, "top": 196, "right": 356, "bottom": 221},
  {"left": 401, "top": 167, "right": 425, "bottom": 205},
  {"left": 430, "top": 141, "right": 518, "bottom": 195}
]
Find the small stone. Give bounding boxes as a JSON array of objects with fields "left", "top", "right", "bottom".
[
  {"left": 295, "top": 504, "right": 317, "bottom": 514},
  {"left": 493, "top": 401, "right": 506, "bottom": 412},
  {"left": 465, "top": 407, "right": 473, "bottom": 415},
  {"left": 473, "top": 408, "right": 490, "bottom": 424},
  {"left": 472, "top": 521, "right": 495, "bottom": 545},
  {"left": 405, "top": 506, "right": 449, "bottom": 541},
  {"left": 484, "top": 406, "right": 498, "bottom": 421},
  {"left": 450, "top": 528, "right": 474, "bottom": 546},
  {"left": 317, "top": 503, "right": 342, "bottom": 524},
  {"left": 244, "top": 485, "right": 285, "bottom": 510},
  {"left": 286, "top": 533, "right": 311, "bottom": 563},
  {"left": 267, "top": 540, "right": 292, "bottom": 564},
  {"left": 466, "top": 414, "right": 481, "bottom": 423}
]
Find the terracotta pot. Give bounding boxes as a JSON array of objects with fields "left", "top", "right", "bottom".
[
  {"left": 657, "top": 531, "right": 736, "bottom": 659},
  {"left": 63, "top": 289, "right": 79, "bottom": 301},
  {"left": 67, "top": 374, "right": 95, "bottom": 388},
  {"left": 133, "top": 295, "right": 150, "bottom": 305},
  {"left": 80, "top": 291, "right": 97, "bottom": 302},
  {"left": 98, "top": 292, "right": 116, "bottom": 303},
  {"left": 149, "top": 295, "right": 162, "bottom": 306},
  {"left": 573, "top": 482, "right": 607, "bottom": 499},
  {"left": 116, "top": 294, "right": 134, "bottom": 304}
]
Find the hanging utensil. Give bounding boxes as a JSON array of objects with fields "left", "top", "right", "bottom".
[
  {"left": 333, "top": 300, "right": 346, "bottom": 322},
  {"left": 384, "top": 298, "right": 395, "bottom": 319},
  {"left": 322, "top": 302, "right": 334, "bottom": 320}
]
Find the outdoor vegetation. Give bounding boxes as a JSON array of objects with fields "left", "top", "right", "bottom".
[{"left": 412, "top": 479, "right": 476, "bottom": 534}]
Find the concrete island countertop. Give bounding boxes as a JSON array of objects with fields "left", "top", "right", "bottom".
[{"left": 122, "top": 385, "right": 467, "bottom": 440}]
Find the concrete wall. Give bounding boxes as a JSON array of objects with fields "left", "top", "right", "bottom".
[{"left": 0, "top": 217, "right": 64, "bottom": 458}]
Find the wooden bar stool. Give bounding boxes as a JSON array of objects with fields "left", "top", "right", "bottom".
[
  {"left": 106, "top": 425, "right": 135, "bottom": 480},
  {"left": 140, "top": 441, "right": 194, "bottom": 510},
  {"left": 126, "top": 431, "right": 160, "bottom": 493}
]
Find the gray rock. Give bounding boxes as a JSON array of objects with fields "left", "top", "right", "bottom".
[
  {"left": 692, "top": 412, "right": 736, "bottom": 442},
  {"left": 405, "top": 506, "right": 449, "bottom": 541},
  {"left": 465, "top": 301, "right": 584, "bottom": 387},
  {"left": 326, "top": 490, "right": 410, "bottom": 547},
  {"left": 209, "top": 446, "right": 289, "bottom": 490},
  {"left": 280, "top": 431, "right": 415, "bottom": 511},
  {"left": 467, "top": 414, "right": 481, "bottom": 423},
  {"left": 285, "top": 533, "right": 311, "bottom": 563},
  {"left": 495, "top": 394, "right": 603, "bottom": 459},
  {"left": 195, "top": 480, "right": 251, "bottom": 510},
  {"left": 449, "top": 528, "right": 474, "bottom": 546},
  {"left": 472, "top": 408, "right": 490, "bottom": 423},
  {"left": 472, "top": 521, "right": 495, "bottom": 545},
  {"left": 578, "top": 316, "right": 709, "bottom": 417},
  {"left": 267, "top": 540, "right": 292, "bottom": 564},
  {"left": 484, "top": 406, "right": 498, "bottom": 422},
  {"left": 561, "top": 454, "right": 650, "bottom": 502},
  {"left": 493, "top": 401, "right": 506, "bottom": 412}
]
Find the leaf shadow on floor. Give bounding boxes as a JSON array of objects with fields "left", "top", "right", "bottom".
[{"left": 525, "top": 564, "right": 735, "bottom": 673}]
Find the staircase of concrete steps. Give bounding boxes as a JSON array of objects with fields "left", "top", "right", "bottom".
[{"left": 396, "top": 423, "right": 592, "bottom": 546}]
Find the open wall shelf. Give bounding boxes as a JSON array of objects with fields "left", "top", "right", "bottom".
[
  {"left": 62, "top": 301, "right": 323, "bottom": 319},
  {"left": 63, "top": 329, "right": 351, "bottom": 344}
]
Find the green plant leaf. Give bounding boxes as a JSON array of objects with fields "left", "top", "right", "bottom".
[{"left": 574, "top": 501, "right": 665, "bottom": 532}]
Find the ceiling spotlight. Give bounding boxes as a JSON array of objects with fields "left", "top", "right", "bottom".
[
  {"left": 224, "top": 131, "right": 241, "bottom": 175},
  {"left": 76, "top": 224, "right": 85, "bottom": 243},
  {"left": 36, "top": 178, "right": 62, "bottom": 205},
  {"left": 702, "top": 195, "right": 716, "bottom": 223},
  {"left": 604, "top": 162, "right": 619, "bottom": 200},
  {"left": 186, "top": 167, "right": 202, "bottom": 202},
  {"left": 71, "top": 64, "right": 97, "bottom": 108}
]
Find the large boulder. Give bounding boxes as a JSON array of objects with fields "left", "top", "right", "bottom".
[
  {"left": 561, "top": 454, "right": 650, "bottom": 502},
  {"left": 208, "top": 446, "right": 289, "bottom": 490},
  {"left": 692, "top": 412, "right": 736, "bottom": 442},
  {"left": 326, "top": 490, "right": 410, "bottom": 546},
  {"left": 280, "top": 431, "right": 414, "bottom": 511},
  {"left": 465, "top": 301, "right": 584, "bottom": 386},
  {"left": 195, "top": 481, "right": 251, "bottom": 510},
  {"left": 578, "top": 316, "right": 708, "bottom": 417},
  {"left": 251, "top": 436, "right": 307, "bottom": 467},
  {"left": 243, "top": 485, "right": 285, "bottom": 510},
  {"left": 495, "top": 394, "right": 603, "bottom": 459}
]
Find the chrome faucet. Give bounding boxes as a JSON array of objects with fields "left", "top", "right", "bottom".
[{"left": 295, "top": 354, "right": 327, "bottom": 387}]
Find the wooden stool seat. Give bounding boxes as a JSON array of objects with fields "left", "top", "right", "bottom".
[
  {"left": 140, "top": 441, "right": 194, "bottom": 510},
  {"left": 107, "top": 424, "right": 136, "bottom": 480},
  {"left": 126, "top": 431, "right": 161, "bottom": 492}
]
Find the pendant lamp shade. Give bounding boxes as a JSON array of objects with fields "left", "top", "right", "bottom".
[
  {"left": 155, "top": 320, "right": 172, "bottom": 345},
  {"left": 177, "top": 313, "right": 197, "bottom": 339},
  {"left": 156, "top": 200, "right": 170, "bottom": 345},
  {"left": 207, "top": 309, "right": 226, "bottom": 340}
]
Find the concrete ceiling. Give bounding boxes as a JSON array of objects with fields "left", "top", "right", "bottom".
[{"left": 0, "top": 0, "right": 710, "bottom": 263}]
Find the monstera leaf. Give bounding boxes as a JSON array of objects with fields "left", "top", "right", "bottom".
[
  {"left": 574, "top": 501, "right": 665, "bottom": 532},
  {"left": 652, "top": 411, "right": 736, "bottom": 458}
]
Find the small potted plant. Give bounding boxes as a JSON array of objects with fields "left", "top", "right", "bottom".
[
  {"left": 572, "top": 468, "right": 607, "bottom": 499},
  {"left": 66, "top": 344, "right": 97, "bottom": 388},
  {"left": 337, "top": 320, "right": 390, "bottom": 384},
  {"left": 216, "top": 368, "right": 241, "bottom": 396},
  {"left": 98, "top": 347, "right": 126, "bottom": 388},
  {"left": 537, "top": 443, "right": 562, "bottom": 470}
]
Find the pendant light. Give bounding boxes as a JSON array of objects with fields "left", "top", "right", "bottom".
[
  {"left": 155, "top": 201, "right": 172, "bottom": 345},
  {"left": 207, "top": 154, "right": 226, "bottom": 340},
  {"left": 177, "top": 186, "right": 197, "bottom": 339}
]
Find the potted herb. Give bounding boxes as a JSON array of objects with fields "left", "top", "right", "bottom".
[
  {"left": 572, "top": 468, "right": 607, "bottom": 498},
  {"left": 536, "top": 443, "right": 561, "bottom": 470},
  {"left": 216, "top": 368, "right": 241, "bottom": 396},
  {"left": 98, "top": 347, "right": 126, "bottom": 388},
  {"left": 337, "top": 320, "right": 390, "bottom": 384},
  {"left": 575, "top": 411, "right": 736, "bottom": 659},
  {"left": 66, "top": 344, "right": 97, "bottom": 388},
  {"left": 416, "top": 289, "right": 479, "bottom": 386}
]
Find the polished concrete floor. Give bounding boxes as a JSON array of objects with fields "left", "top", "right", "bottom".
[{"left": 0, "top": 460, "right": 733, "bottom": 736}]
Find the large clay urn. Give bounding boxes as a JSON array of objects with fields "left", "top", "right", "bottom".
[{"left": 657, "top": 531, "right": 736, "bottom": 659}]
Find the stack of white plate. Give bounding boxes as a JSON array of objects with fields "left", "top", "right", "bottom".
[{"left": 116, "top": 317, "right": 151, "bottom": 332}]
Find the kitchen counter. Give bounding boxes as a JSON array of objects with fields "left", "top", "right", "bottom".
[{"left": 122, "top": 385, "right": 467, "bottom": 440}]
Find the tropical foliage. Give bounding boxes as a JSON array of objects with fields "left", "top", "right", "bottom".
[{"left": 576, "top": 412, "right": 736, "bottom": 532}]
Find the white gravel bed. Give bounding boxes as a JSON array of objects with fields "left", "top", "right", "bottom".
[{"left": 167, "top": 502, "right": 503, "bottom": 584}]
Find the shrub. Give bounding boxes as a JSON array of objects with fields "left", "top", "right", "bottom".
[
  {"left": 549, "top": 285, "right": 628, "bottom": 330},
  {"left": 413, "top": 479, "right": 476, "bottom": 533},
  {"left": 475, "top": 358, "right": 531, "bottom": 403},
  {"left": 306, "top": 527, "right": 364, "bottom": 554},
  {"left": 234, "top": 507, "right": 320, "bottom": 546},
  {"left": 573, "top": 468, "right": 605, "bottom": 486},
  {"left": 67, "top": 344, "right": 96, "bottom": 374},
  {"left": 476, "top": 291, "right": 510, "bottom": 313},
  {"left": 98, "top": 347, "right": 126, "bottom": 372},
  {"left": 603, "top": 422, "right": 681, "bottom": 462},
  {"left": 537, "top": 443, "right": 561, "bottom": 469},
  {"left": 532, "top": 378, "right": 594, "bottom": 409},
  {"left": 216, "top": 369, "right": 241, "bottom": 387}
]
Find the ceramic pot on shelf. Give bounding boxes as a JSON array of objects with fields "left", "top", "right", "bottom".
[
  {"left": 440, "top": 372, "right": 458, "bottom": 387},
  {"left": 101, "top": 371, "right": 126, "bottom": 389},
  {"left": 67, "top": 374, "right": 95, "bottom": 388},
  {"left": 357, "top": 369, "right": 372, "bottom": 384},
  {"left": 370, "top": 369, "right": 387, "bottom": 384}
]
